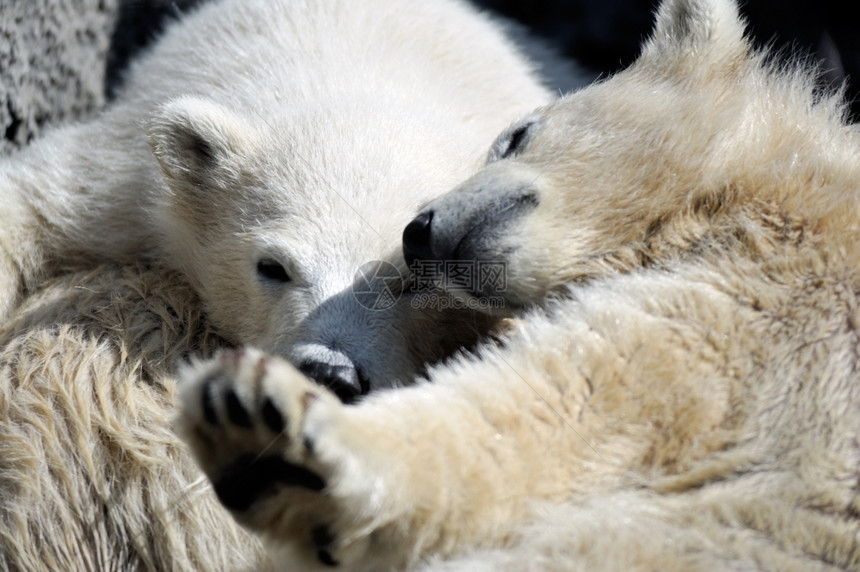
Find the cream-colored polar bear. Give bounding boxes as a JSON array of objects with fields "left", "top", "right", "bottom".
[
  {"left": 179, "top": 0, "right": 860, "bottom": 569},
  {"left": 0, "top": 0, "right": 552, "bottom": 401}
]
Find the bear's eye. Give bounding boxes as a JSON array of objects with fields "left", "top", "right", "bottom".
[
  {"left": 490, "top": 120, "right": 534, "bottom": 162},
  {"left": 256, "top": 259, "right": 291, "bottom": 283}
]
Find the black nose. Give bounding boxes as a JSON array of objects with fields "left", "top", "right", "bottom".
[
  {"left": 402, "top": 210, "right": 435, "bottom": 267},
  {"left": 298, "top": 360, "right": 367, "bottom": 404}
]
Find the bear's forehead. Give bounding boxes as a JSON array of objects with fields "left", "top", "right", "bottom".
[
  {"left": 252, "top": 98, "right": 482, "bottom": 188},
  {"left": 524, "top": 71, "right": 745, "bottom": 174}
]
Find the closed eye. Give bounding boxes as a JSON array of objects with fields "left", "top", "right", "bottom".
[
  {"left": 489, "top": 120, "right": 535, "bottom": 163},
  {"left": 257, "top": 259, "right": 291, "bottom": 283}
]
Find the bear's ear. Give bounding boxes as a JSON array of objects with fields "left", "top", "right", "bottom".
[
  {"left": 146, "top": 96, "right": 257, "bottom": 189},
  {"left": 641, "top": 0, "right": 747, "bottom": 65}
]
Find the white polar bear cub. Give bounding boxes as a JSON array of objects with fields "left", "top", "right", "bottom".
[
  {"left": 180, "top": 0, "right": 860, "bottom": 570},
  {"left": 0, "top": 0, "right": 551, "bottom": 399}
]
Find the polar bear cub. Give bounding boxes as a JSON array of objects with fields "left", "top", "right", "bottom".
[
  {"left": 0, "top": 0, "right": 552, "bottom": 399},
  {"left": 180, "top": 0, "right": 860, "bottom": 570}
]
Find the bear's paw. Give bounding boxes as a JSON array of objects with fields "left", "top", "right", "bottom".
[{"left": 179, "top": 348, "right": 392, "bottom": 569}]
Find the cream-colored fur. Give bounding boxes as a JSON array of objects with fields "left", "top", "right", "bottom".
[
  {"left": 179, "top": 0, "right": 860, "bottom": 570},
  {"left": 0, "top": 265, "right": 271, "bottom": 570}
]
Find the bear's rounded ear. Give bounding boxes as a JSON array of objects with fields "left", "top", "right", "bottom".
[
  {"left": 641, "top": 0, "right": 746, "bottom": 65},
  {"left": 146, "top": 96, "right": 257, "bottom": 187}
]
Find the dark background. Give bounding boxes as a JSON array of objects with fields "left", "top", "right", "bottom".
[
  {"left": 476, "top": 0, "right": 859, "bottom": 121},
  {"left": 476, "top": 1, "right": 856, "bottom": 83}
]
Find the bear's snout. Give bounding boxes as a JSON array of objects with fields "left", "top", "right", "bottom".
[
  {"left": 402, "top": 185, "right": 539, "bottom": 269},
  {"left": 299, "top": 359, "right": 368, "bottom": 404}
]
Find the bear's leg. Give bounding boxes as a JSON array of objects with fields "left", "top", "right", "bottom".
[{"left": 0, "top": 101, "right": 158, "bottom": 320}]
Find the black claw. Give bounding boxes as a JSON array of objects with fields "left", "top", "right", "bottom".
[
  {"left": 312, "top": 525, "right": 339, "bottom": 567},
  {"left": 213, "top": 454, "right": 326, "bottom": 512},
  {"left": 225, "top": 389, "right": 252, "bottom": 428},
  {"left": 303, "top": 435, "right": 315, "bottom": 454},
  {"left": 202, "top": 376, "right": 220, "bottom": 426},
  {"left": 261, "top": 397, "right": 285, "bottom": 433},
  {"left": 317, "top": 548, "right": 338, "bottom": 567}
]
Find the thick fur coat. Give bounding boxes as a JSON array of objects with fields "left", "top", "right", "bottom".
[{"left": 179, "top": 0, "right": 860, "bottom": 570}]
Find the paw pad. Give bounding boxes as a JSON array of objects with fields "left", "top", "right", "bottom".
[{"left": 212, "top": 454, "right": 326, "bottom": 511}]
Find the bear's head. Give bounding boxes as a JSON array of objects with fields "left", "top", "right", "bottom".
[
  {"left": 404, "top": 0, "right": 856, "bottom": 311},
  {"left": 146, "top": 96, "right": 496, "bottom": 401}
]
